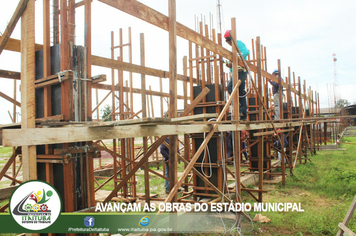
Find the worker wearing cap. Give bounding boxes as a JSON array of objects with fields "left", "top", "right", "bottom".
[
  {"left": 224, "top": 30, "right": 249, "bottom": 120},
  {"left": 269, "top": 70, "right": 282, "bottom": 120}
]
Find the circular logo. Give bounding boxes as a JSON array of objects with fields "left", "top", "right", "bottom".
[
  {"left": 9, "top": 180, "right": 62, "bottom": 230},
  {"left": 138, "top": 216, "right": 150, "bottom": 226}
]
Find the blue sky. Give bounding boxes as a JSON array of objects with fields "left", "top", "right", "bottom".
[{"left": 0, "top": 0, "right": 355, "bottom": 123}]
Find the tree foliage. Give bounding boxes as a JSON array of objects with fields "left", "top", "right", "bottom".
[
  {"left": 336, "top": 99, "right": 350, "bottom": 108},
  {"left": 101, "top": 104, "right": 112, "bottom": 121}
]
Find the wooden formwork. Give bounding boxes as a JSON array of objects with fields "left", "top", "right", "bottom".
[{"left": 1, "top": 0, "right": 350, "bottom": 218}]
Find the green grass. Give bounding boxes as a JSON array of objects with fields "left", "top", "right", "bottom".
[
  {"left": 0, "top": 146, "right": 13, "bottom": 158},
  {"left": 242, "top": 136, "right": 356, "bottom": 235}
]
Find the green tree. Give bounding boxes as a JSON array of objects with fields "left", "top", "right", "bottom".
[
  {"left": 101, "top": 104, "right": 112, "bottom": 121},
  {"left": 336, "top": 98, "right": 350, "bottom": 108}
]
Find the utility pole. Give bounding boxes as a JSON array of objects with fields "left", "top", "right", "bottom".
[{"left": 333, "top": 53, "right": 339, "bottom": 107}]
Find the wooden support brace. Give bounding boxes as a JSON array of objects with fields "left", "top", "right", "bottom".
[
  {"left": 0, "top": 0, "right": 30, "bottom": 55},
  {"left": 336, "top": 194, "right": 356, "bottom": 236},
  {"left": 102, "top": 87, "right": 211, "bottom": 202},
  {"left": 164, "top": 80, "right": 241, "bottom": 204},
  {"left": 253, "top": 128, "right": 294, "bottom": 137},
  {"left": 0, "top": 147, "right": 21, "bottom": 181}
]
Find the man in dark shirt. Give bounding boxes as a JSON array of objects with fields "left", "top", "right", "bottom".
[
  {"left": 160, "top": 137, "right": 179, "bottom": 194},
  {"left": 268, "top": 70, "right": 282, "bottom": 120}
]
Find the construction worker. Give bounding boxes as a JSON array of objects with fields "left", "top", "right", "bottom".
[
  {"left": 224, "top": 30, "right": 249, "bottom": 120},
  {"left": 268, "top": 70, "right": 282, "bottom": 120},
  {"left": 160, "top": 137, "right": 180, "bottom": 194},
  {"left": 274, "top": 133, "right": 288, "bottom": 162},
  {"left": 226, "top": 130, "right": 248, "bottom": 162}
]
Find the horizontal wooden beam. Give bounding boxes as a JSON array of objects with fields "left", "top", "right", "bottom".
[
  {"left": 254, "top": 128, "right": 294, "bottom": 137},
  {"left": 2, "top": 121, "right": 305, "bottom": 147},
  {"left": 92, "top": 55, "right": 193, "bottom": 83},
  {"left": 0, "top": 36, "right": 42, "bottom": 52},
  {"left": 92, "top": 82, "right": 186, "bottom": 100},
  {"left": 0, "top": 70, "right": 21, "bottom": 80}
]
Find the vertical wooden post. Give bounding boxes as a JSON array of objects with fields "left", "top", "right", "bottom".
[
  {"left": 53, "top": 0, "right": 59, "bottom": 45},
  {"left": 183, "top": 56, "right": 190, "bottom": 192},
  {"left": 43, "top": 0, "right": 53, "bottom": 185},
  {"left": 308, "top": 86, "right": 313, "bottom": 154},
  {"left": 218, "top": 33, "right": 224, "bottom": 86},
  {"left": 199, "top": 22, "right": 206, "bottom": 90},
  {"left": 205, "top": 24, "right": 211, "bottom": 85},
  {"left": 231, "top": 18, "right": 241, "bottom": 200},
  {"left": 183, "top": 56, "right": 188, "bottom": 108},
  {"left": 140, "top": 33, "right": 150, "bottom": 205},
  {"left": 118, "top": 28, "right": 127, "bottom": 197},
  {"left": 60, "top": 0, "right": 72, "bottom": 121},
  {"left": 129, "top": 27, "right": 136, "bottom": 198},
  {"left": 85, "top": 0, "right": 92, "bottom": 120},
  {"left": 318, "top": 92, "right": 321, "bottom": 147},
  {"left": 212, "top": 29, "right": 222, "bottom": 191},
  {"left": 287, "top": 68, "right": 293, "bottom": 166},
  {"left": 110, "top": 31, "right": 118, "bottom": 194},
  {"left": 168, "top": 0, "right": 178, "bottom": 203},
  {"left": 277, "top": 59, "right": 285, "bottom": 186},
  {"left": 303, "top": 80, "right": 308, "bottom": 160},
  {"left": 256, "top": 36, "right": 263, "bottom": 201},
  {"left": 195, "top": 43, "right": 200, "bottom": 86},
  {"left": 68, "top": 0, "right": 75, "bottom": 44},
  {"left": 298, "top": 76, "right": 303, "bottom": 164},
  {"left": 21, "top": 0, "right": 36, "bottom": 181}
]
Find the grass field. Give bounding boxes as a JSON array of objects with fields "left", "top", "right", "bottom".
[
  {"left": 1, "top": 136, "right": 356, "bottom": 235},
  {"left": 242, "top": 136, "right": 356, "bottom": 235}
]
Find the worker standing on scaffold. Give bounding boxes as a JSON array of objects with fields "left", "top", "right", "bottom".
[
  {"left": 268, "top": 70, "right": 283, "bottom": 120},
  {"left": 224, "top": 30, "right": 249, "bottom": 120}
]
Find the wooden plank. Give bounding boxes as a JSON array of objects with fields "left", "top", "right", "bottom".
[
  {"left": 0, "top": 70, "right": 21, "bottom": 80},
  {"left": 256, "top": 36, "right": 264, "bottom": 202},
  {"left": 35, "top": 72, "right": 73, "bottom": 89},
  {"left": 253, "top": 128, "right": 294, "bottom": 137},
  {"left": 0, "top": 0, "right": 30, "bottom": 54},
  {"left": 0, "top": 147, "right": 20, "bottom": 181},
  {"left": 168, "top": 0, "right": 178, "bottom": 203},
  {"left": 21, "top": 0, "right": 36, "bottom": 181},
  {"left": 92, "top": 55, "right": 191, "bottom": 83},
  {"left": 0, "top": 91, "right": 21, "bottom": 107},
  {"left": 171, "top": 113, "right": 217, "bottom": 123},
  {"left": 0, "top": 36, "right": 42, "bottom": 52},
  {"left": 92, "top": 82, "right": 186, "bottom": 100},
  {"left": 0, "top": 202, "right": 9, "bottom": 212},
  {"left": 338, "top": 223, "right": 356, "bottom": 236},
  {"left": 337, "top": 195, "right": 356, "bottom": 236},
  {"left": 3, "top": 121, "right": 308, "bottom": 147}
]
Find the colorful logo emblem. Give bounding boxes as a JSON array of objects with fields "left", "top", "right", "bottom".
[
  {"left": 84, "top": 216, "right": 95, "bottom": 227},
  {"left": 9, "top": 180, "right": 61, "bottom": 230},
  {"left": 138, "top": 216, "right": 150, "bottom": 226}
]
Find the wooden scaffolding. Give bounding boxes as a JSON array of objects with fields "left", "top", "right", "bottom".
[{"left": 0, "top": 0, "right": 348, "bottom": 218}]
